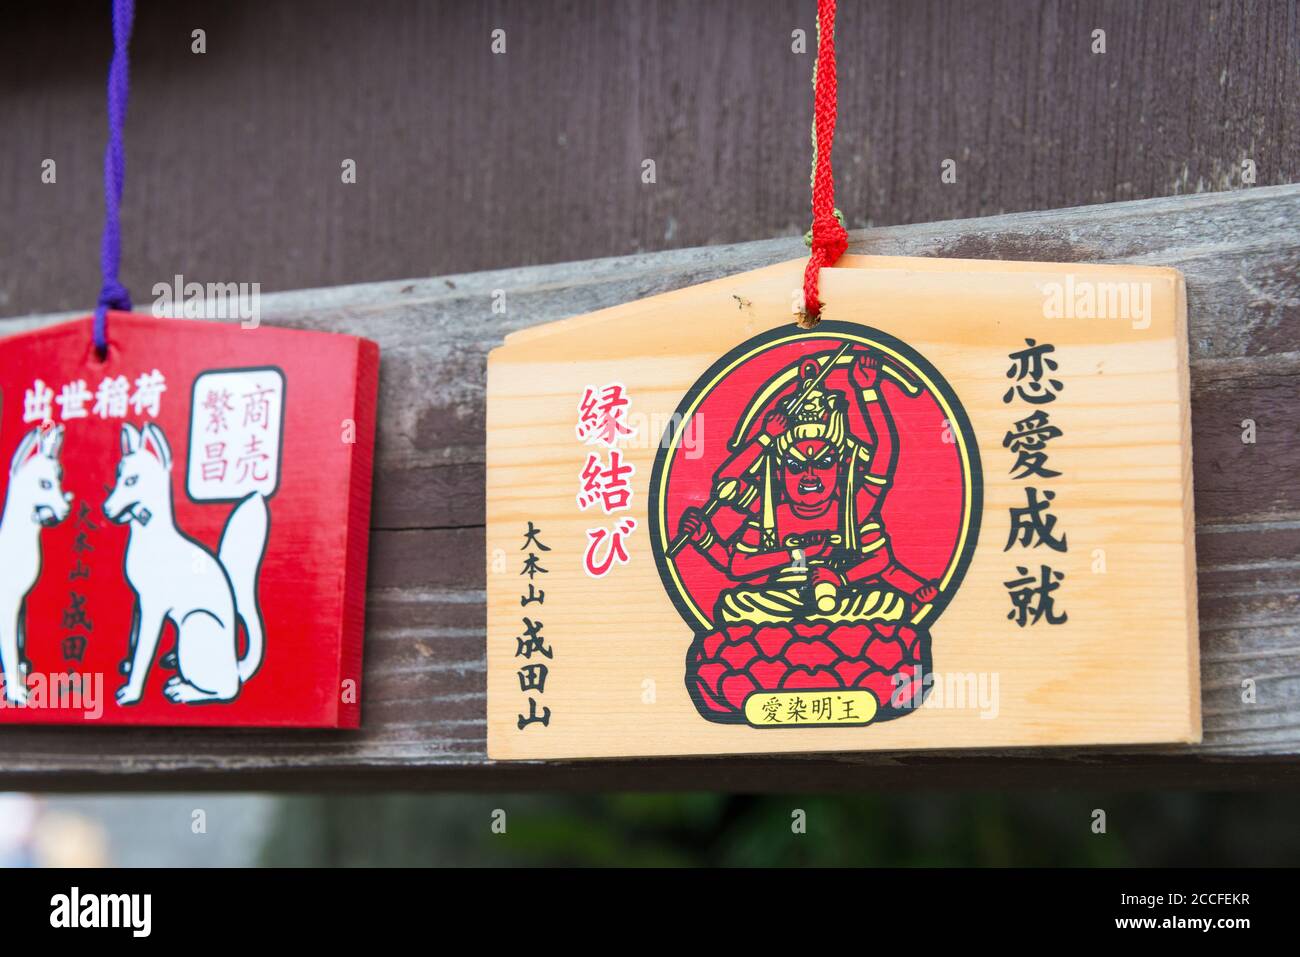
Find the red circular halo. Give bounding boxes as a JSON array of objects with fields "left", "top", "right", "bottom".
[{"left": 651, "top": 322, "right": 980, "bottom": 632}]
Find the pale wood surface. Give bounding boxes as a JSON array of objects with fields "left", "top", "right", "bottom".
[
  {"left": 486, "top": 255, "right": 1200, "bottom": 758},
  {"left": 0, "top": 185, "right": 1297, "bottom": 787}
]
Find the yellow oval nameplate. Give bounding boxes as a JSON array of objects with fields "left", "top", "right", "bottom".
[{"left": 743, "top": 690, "right": 879, "bottom": 728}]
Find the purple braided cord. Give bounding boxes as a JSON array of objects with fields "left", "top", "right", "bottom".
[{"left": 92, "top": 0, "right": 135, "bottom": 354}]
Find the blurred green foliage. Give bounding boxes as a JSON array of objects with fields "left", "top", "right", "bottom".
[{"left": 260, "top": 792, "right": 1299, "bottom": 867}]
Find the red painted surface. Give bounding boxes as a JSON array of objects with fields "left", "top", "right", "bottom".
[
  {"left": 663, "top": 336, "right": 967, "bottom": 623},
  {"left": 653, "top": 325, "right": 978, "bottom": 724},
  {"left": 0, "top": 314, "right": 377, "bottom": 727}
]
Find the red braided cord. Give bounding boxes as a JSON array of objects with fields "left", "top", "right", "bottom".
[{"left": 801, "top": 0, "right": 848, "bottom": 325}]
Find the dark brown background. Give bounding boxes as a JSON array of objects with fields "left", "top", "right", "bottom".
[
  {"left": 0, "top": 2, "right": 1297, "bottom": 792},
  {"left": 2, "top": 0, "right": 1296, "bottom": 318}
]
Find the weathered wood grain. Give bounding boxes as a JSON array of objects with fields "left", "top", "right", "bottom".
[
  {"left": 0, "top": 185, "right": 1297, "bottom": 787},
  {"left": 2, "top": 0, "right": 1297, "bottom": 321}
]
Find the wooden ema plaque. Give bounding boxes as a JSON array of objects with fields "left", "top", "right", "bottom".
[
  {"left": 486, "top": 255, "right": 1199, "bottom": 759},
  {"left": 0, "top": 314, "right": 378, "bottom": 727}
]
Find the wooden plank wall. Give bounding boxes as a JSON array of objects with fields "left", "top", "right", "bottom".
[
  {"left": 2, "top": 0, "right": 1296, "bottom": 315},
  {"left": 1, "top": 0, "right": 1296, "bottom": 786},
  {"left": 2, "top": 185, "right": 1296, "bottom": 788}
]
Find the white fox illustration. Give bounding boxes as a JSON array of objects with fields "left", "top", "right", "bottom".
[
  {"left": 0, "top": 425, "right": 72, "bottom": 705},
  {"left": 104, "top": 422, "right": 268, "bottom": 704}
]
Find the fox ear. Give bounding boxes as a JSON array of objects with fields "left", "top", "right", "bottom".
[
  {"left": 9, "top": 428, "right": 40, "bottom": 476},
  {"left": 39, "top": 424, "right": 64, "bottom": 460},
  {"left": 141, "top": 423, "right": 172, "bottom": 470},
  {"left": 120, "top": 423, "right": 142, "bottom": 456}
]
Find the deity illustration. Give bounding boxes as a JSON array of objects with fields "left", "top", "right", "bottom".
[{"left": 651, "top": 323, "right": 980, "bottom": 727}]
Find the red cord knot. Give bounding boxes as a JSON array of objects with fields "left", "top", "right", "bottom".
[
  {"left": 800, "top": 214, "right": 849, "bottom": 327},
  {"left": 810, "top": 215, "right": 849, "bottom": 264}
]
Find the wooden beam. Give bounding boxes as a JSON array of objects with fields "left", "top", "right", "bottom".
[{"left": 1, "top": 185, "right": 1297, "bottom": 788}]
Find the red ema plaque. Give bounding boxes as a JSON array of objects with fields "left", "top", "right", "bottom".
[{"left": 0, "top": 313, "right": 378, "bottom": 727}]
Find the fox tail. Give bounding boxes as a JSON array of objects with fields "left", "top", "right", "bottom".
[{"left": 219, "top": 492, "right": 270, "bottom": 683}]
